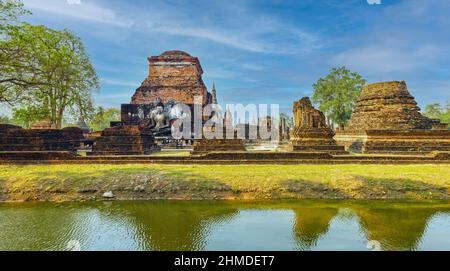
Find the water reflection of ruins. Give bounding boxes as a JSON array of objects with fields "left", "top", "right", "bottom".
[
  {"left": 112, "top": 202, "right": 239, "bottom": 251},
  {"left": 1, "top": 202, "right": 450, "bottom": 251},
  {"left": 292, "top": 204, "right": 446, "bottom": 251},
  {"left": 108, "top": 202, "right": 450, "bottom": 251}
]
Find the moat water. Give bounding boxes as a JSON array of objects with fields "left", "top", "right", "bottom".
[{"left": 1, "top": 200, "right": 450, "bottom": 251}]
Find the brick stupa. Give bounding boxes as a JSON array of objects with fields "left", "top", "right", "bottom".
[
  {"left": 336, "top": 81, "right": 450, "bottom": 153},
  {"left": 345, "top": 81, "right": 442, "bottom": 131}
]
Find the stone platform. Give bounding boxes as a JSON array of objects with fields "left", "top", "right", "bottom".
[
  {"left": 290, "top": 128, "right": 347, "bottom": 154},
  {"left": 335, "top": 129, "right": 450, "bottom": 154},
  {"left": 1, "top": 151, "right": 449, "bottom": 165},
  {"left": 0, "top": 151, "right": 77, "bottom": 161},
  {"left": 0, "top": 124, "right": 83, "bottom": 152},
  {"left": 364, "top": 130, "right": 450, "bottom": 153},
  {"left": 193, "top": 151, "right": 333, "bottom": 160},
  {"left": 192, "top": 139, "right": 246, "bottom": 154},
  {"left": 91, "top": 125, "right": 158, "bottom": 155}
]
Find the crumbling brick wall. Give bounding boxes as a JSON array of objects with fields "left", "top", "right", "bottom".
[
  {"left": 91, "top": 125, "right": 157, "bottom": 155},
  {"left": 0, "top": 124, "right": 83, "bottom": 151},
  {"left": 131, "top": 50, "right": 211, "bottom": 106}
]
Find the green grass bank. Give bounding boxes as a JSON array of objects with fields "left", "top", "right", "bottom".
[{"left": 0, "top": 164, "right": 449, "bottom": 201}]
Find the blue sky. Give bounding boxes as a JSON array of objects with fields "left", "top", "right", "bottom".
[{"left": 19, "top": 0, "right": 450, "bottom": 114}]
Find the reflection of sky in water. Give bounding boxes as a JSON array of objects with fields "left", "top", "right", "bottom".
[
  {"left": 417, "top": 213, "right": 450, "bottom": 251},
  {"left": 1, "top": 202, "right": 450, "bottom": 251},
  {"left": 205, "top": 210, "right": 297, "bottom": 251},
  {"left": 69, "top": 209, "right": 142, "bottom": 251},
  {"left": 312, "top": 211, "right": 367, "bottom": 251}
]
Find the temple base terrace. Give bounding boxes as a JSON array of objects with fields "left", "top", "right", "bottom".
[{"left": 0, "top": 150, "right": 448, "bottom": 165}]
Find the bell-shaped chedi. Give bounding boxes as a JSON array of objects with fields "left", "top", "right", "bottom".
[
  {"left": 131, "top": 50, "right": 212, "bottom": 106},
  {"left": 290, "top": 97, "right": 346, "bottom": 154},
  {"left": 345, "top": 81, "right": 441, "bottom": 131},
  {"left": 336, "top": 81, "right": 450, "bottom": 153}
]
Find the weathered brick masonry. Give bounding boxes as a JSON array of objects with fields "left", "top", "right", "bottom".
[
  {"left": 0, "top": 124, "right": 83, "bottom": 152},
  {"left": 91, "top": 125, "right": 157, "bottom": 155},
  {"left": 131, "top": 50, "right": 212, "bottom": 106},
  {"left": 335, "top": 81, "right": 450, "bottom": 153},
  {"left": 290, "top": 97, "right": 347, "bottom": 154}
]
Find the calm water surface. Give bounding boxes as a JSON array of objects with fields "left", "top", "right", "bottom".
[{"left": 1, "top": 200, "right": 450, "bottom": 251}]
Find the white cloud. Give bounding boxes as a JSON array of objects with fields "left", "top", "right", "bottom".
[
  {"left": 23, "top": 0, "right": 132, "bottom": 27},
  {"left": 66, "top": 0, "right": 81, "bottom": 5},
  {"left": 333, "top": 45, "right": 443, "bottom": 75},
  {"left": 101, "top": 78, "right": 139, "bottom": 87},
  {"left": 23, "top": 0, "right": 319, "bottom": 54},
  {"left": 331, "top": 0, "right": 450, "bottom": 80},
  {"left": 241, "top": 63, "right": 265, "bottom": 71}
]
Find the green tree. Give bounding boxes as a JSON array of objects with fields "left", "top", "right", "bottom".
[
  {"left": 442, "top": 102, "right": 450, "bottom": 124},
  {"left": 2, "top": 24, "right": 100, "bottom": 128},
  {"left": 424, "top": 103, "right": 443, "bottom": 120},
  {"left": 312, "top": 67, "right": 366, "bottom": 127},
  {"left": 0, "top": 0, "right": 33, "bottom": 104},
  {"left": 0, "top": 0, "right": 29, "bottom": 26},
  {"left": 11, "top": 106, "right": 49, "bottom": 128},
  {"left": 424, "top": 101, "right": 450, "bottom": 125},
  {"left": 0, "top": 114, "right": 11, "bottom": 124},
  {"left": 87, "top": 107, "right": 120, "bottom": 132},
  {"left": 1, "top": 0, "right": 99, "bottom": 127}
]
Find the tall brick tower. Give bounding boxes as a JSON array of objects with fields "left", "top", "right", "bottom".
[{"left": 131, "top": 50, "right": 212, "bottom": 106}]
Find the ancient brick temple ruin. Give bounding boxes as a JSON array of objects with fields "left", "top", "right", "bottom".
[
  {"left": 335, "top": 81, "right": 450, "bottom": 153},
  {"left": 290, "top": 97, "right": 346, "bottom": 154},
  {"left": 118, "top": 51, "right": 216, "bottom": 130},
  {"left": 132, "top": 50, "right": 214, "bottom": 106},
  {"left": 0, "top": 124, "right": 83, "bottom": 152},
  {"left": 97, "top": 50, "right": 246, "bottom": 154}
]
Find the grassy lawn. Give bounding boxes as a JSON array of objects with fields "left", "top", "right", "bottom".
[{"left": 0, "top": 164, "right": 449, "bottom": 201}]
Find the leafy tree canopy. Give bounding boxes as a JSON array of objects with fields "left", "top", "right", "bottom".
[
  {"left": 0, "top": 0, "right": 30, "bottom": 27},
  {"left": 11, "top": 106, "right": 48, "bottom": 128},
  {"left": 1, "top": 23, "right": 100, "bottom": 128},
  {"left": 424, "top": 101, "right": 450, "bottom": 125},
  {"left": 424, "top": 103, "right": 443, "bottom": 119},
  {"left": 0, "top": 114, "right": 11, "bottom": 124},
  {"left": 1, "top": 0, "right": 99, "bottom": 128},
  {"left": 87, "top": 107, "right": 120, "bottom": 132},
  {"left": 312, "top": 67, "right": 366, "bottom": 127},
  {"left": 0, "top": 0, "right": 32, "bottom": 104}
]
